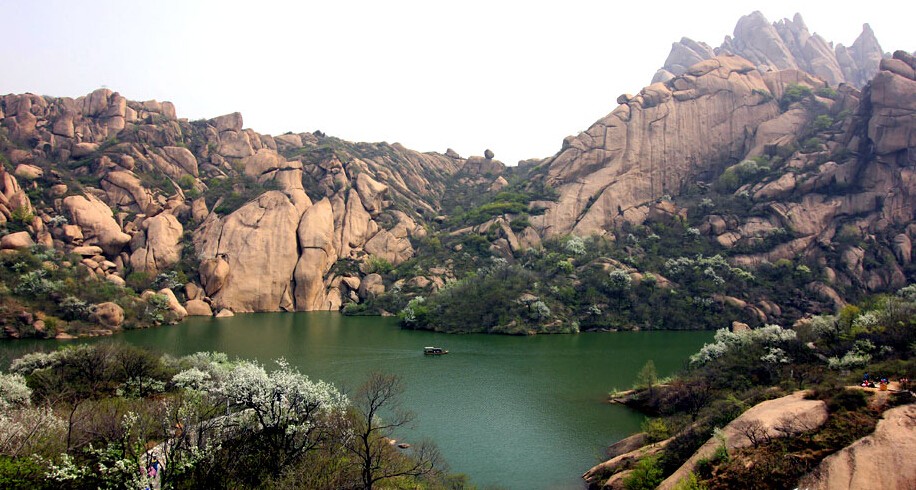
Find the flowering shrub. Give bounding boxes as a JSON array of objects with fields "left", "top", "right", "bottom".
[{"left": 690, "top": 325, "right": 797, "bottom": 366}]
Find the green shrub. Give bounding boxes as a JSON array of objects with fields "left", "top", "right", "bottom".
[
  {"left": 826, "top": 388, "right": 868, "bottom": 412},
  {"left": 813, "top": 115, "right": 835, "bottom": 131},
  {"left": 801, "top": 137, "right": 823, "bottom": 153},
  {"left": 673, "top": 472, "right": 707, "bottom": 490},
  {"left": 623, "top": 455, "right": 664, "bottom": 490},
  {"left": 365, "top": 256, "right": 393, "bottom": 275},
  {"left": 178, "top": 174, "right": 196, "bottom": 190},
  {"left": 642, "top": 418, "right": 670, "bottom": 442},
  {"left": 815, "top": 86, "right": 838, "bottom": 99},
  {"left": 779, "top": 84, "right": 813, "bottom": 111}
]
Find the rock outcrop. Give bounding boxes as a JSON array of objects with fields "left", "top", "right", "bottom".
[
  {"left": 195, "top": 191, "right": 304, "bottom": 312},
  {"left": 797, "top": 404, "right": 916, "bottom": 490},
  {"left": 62, "top": 194, "right": 131, "bottom": 256},
  {"left": 658, "top": 391, "right": 828, "bottom": 489},
  {"left": 533, "top": 55, "right": 780, "bottom": 236}
]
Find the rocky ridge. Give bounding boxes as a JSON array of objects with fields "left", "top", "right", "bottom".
[
  {"left": 0, "top": 88, "right": 509, "bottom": 320},
  {"left": 652, "top": 12, "right": 885, "bottom": 88}
]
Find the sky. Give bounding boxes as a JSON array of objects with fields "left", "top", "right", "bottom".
[{"left": 2, "top": 0, "right": 914, "bottom": 166}]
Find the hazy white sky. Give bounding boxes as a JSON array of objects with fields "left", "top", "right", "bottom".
[{"left": 2, "top": 0, "right": 913, "bottom": 165}]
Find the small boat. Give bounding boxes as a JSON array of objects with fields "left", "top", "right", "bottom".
[{"left": 423, "top": 346, "right": 448, "bottom": 355}]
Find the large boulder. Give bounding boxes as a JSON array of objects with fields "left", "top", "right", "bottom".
[
  {"left": 100, "top": 171, "right": 156, "bottom": 213},
  {"left": 89, "top": 302, "right": 124, "bottom": 328},
  {"left": 358, "top": 273, "right": 385, "bottom": 299},
  {"left": 162, "top": 146, "right": 199, "bottom": 177},
  {"left": 659, "top": 391, "right": 828, "bottom": 489},
  {"left": 868, "top": 51, "right": 916, "bottom": 159},
  {"left": 198, "top": 257, "right": 230, "bottom": 296},
  {"left": 129, "top": 213, "right": 184, "bottom": 274},
  {"left": 184, "top": 299, "right": 213, "bottom": 317},
  {"left": 62, "top": 194, "right": 131, "bottom": 256},
  {"left": 158, "top": 288, "right": 188, "bottom": 320},
  {"left": 0, "top": 231, "right": 34, "bottom": 250}
]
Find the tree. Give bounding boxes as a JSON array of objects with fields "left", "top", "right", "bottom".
[
  {"left": 217, "top": 359, "right": 348, "bottom": 478},
  {"left": 634, "top": 360, "right": 658, "bottom": 390},
  {"left": 346, "top": 372, "right": 442, "bottom": 489}
]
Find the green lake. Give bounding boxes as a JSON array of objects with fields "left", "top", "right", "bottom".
[{"left": 0, "top": 313, "right": 713, "bottom": 489}]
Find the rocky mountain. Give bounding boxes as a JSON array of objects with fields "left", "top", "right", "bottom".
[
  {"left": 526, "top": 48, "right": 915, "bottom": 309},
  {"left": 0, "top": 88, "right": 510, "bottom": 322},
  {"left": 0, "top": 12, "right": 913, "bottom": 336},
  {"left": 652, "top": 12, "right": 886, "bottom": 87}
]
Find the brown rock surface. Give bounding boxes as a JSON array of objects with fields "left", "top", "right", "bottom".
[
  {"left": 797, "top": 404, "right": 916, "bottom": 490},
  {"left": 359, "top": 273, "right": 385, "bottom": 299},
  {"left": 294, "top": 198, "right": 336, "bottom": 311},
  {"left": 198, "top": 257, "right": 230, "bottom": 296},
  {"left": 129, "top": 213, "right": 183, "bottom": 274},
  {"left": 194, "top": 191, "right": 302, "bottom": 312},
  {"left": 534, "top": 55, "right": 778, "bottom": 236},
  {"left": 90, "top": 302, "right": 124, "bottom": 328},
  {"left": 656, "top": 12, "right": 883, "bottom": 89},
  {"left": 63, "top": 194, "right": 131, "bottom": 256},
  {"left": 0, "top": 231, "right": 34, "bottom": 250},
  {"left": 658, "top": 391, "right": 827, "bottom": 489},
  {"left": 185, "top": 299, "right": 213, "bottom": 317}
]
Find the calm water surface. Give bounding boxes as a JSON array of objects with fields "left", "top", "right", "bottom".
[{"left": 0, "top": 313, "right": 712, "bottom": 489}]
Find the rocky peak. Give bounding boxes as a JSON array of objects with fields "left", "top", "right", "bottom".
[
  {"left": 656, "top": 11, "right": 885, "bottom": 88},
  {"left": 836, "top": 23, "right": 885, "bottom": 87}
]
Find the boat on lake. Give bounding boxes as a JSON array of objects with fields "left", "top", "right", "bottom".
[{"left": 424, "top": 346, "right": 448, "bottom": 355}]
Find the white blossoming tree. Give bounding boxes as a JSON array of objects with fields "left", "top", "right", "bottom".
[{"left": 217, "top": 359, "right": 348, "bottom": 477}]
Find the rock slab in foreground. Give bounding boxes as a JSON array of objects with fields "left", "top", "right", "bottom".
[{"left": 797, "top": 404, "right": 916, "bottom": 490}]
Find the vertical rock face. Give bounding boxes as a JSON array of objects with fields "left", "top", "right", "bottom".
[
  {"left": 655, "top": 12, "right": 884, "bottom": 88},
  {"left": 533, "top": 55, "right": 779, "bottom": 236},
  {"left": 868, "top": 51, "right": 916, "bottom": 162},
  {"left": 294, "top": 198, "right": 336, "bottom": 311},
  {"left": 194, "top": 191, "right": 303, "bottom": 312}
]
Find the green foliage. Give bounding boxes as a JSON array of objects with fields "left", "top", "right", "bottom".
[
  {"left": 8, "top": 206, "right": 34, "bottom": 233},
  {"left": 177, "top": 174, "right": 196, "bottom": 190},
  {"left": 623, "top": 454, "right": 663, "bottom": 490},
  {"left": 0, "top": 455, "right": 49, "bottom": 490},
  {"left": 641, "top": 417, "right": 670, "bottom": 443},
  {"left": 779, "top": 84, "right": 813, "bottom": 111},
  {"left": 751, "top": 89, "right": 773, "bottom": 102},
  {"left": 365, "top": 256, "right": 393, "bottom": 275},
  {"left": 634, "top": 360, "right": 658, "bottom": 390},
  {"left": 715, "top": 159, "right": 770, "bottom": 193},
  {"left": 815, "top": 86, "right": 838, "bottom": 99},
  {"left": 672, "top": 472, "right": 707, "bottom": 490},
  {"left": 204, "top": 174, "right": 279, "bottom": 215},
  {"left": 800, "top": 137, "right": 823, "bottom": 153},
  {"left": 813, "top": 114, "right": 835, "bottom": 131},
  {"left": 509, "top": 215, "right": 530, "bottom": 232}
]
